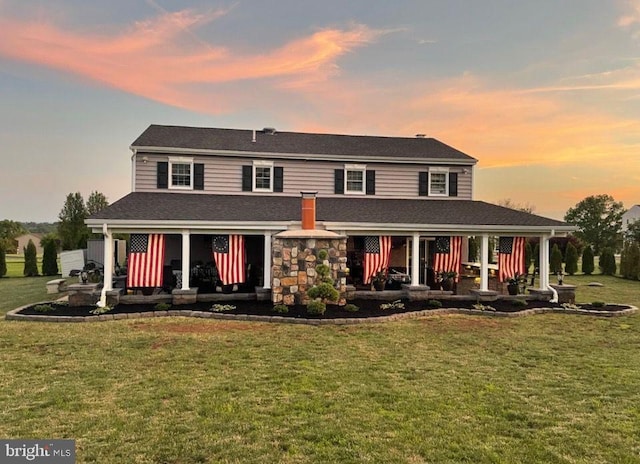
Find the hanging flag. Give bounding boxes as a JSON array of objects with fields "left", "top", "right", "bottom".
[
  {"left": 127, "top": 234, "right": 165, "bottom": 288},
  {"left": 433, "top": 236, "right": 462, "bottom": 280},
  {"left": 498, "top": 236, "right": 526, "bottom": 282},
  {"left": 363, "top": 236, "right": 392, "bottom": 284},
  {"left": 212, "top": 235, "right": 245, "bottom": 285}
]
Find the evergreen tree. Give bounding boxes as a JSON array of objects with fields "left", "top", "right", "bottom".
[
  {"left": 467, "top": 236, "right": 478, "bottom": 262},
  {"left": 550, "top": 244, "right": 563, "bottom": 274},
  {"left": 533, "top": 242, "right": 540, "bottom": 271},
  {"left": 41, "top": 234, "right": 59, "bottom": 276},
  {"left": 58, "top": 192, "right": 88, "bottom": 250},
  {"left": 599, "top": 247, "right": 616, "bottom": 275},
  {"left": 23, "top": 239, "right": 39, "bottom": 276},
  {"left": 619, "top": 242, "right": 629, "bottom": 279},
  {"left": 564, "top": 242, "right": 578, "bottom": 275},
  {"left": 582, "top": 245, "right": 595, "bottom": 275},
  {"left": 629, "top": 242, "right": 640, "bottom": 280},
  {"left": 0, "top": 245, "right": 6, "bottom": 277}
]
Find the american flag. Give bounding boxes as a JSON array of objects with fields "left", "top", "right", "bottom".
[
  {"left": 212, "top": 235, "right": 245, "bottom": 285},
  {"left": 433, "top": 236, "right": 462, "bottom": 280},
  {"left": 127, "top": 234, "right": 165, "bottom": 288},
  {"left": 363, "top": 236, "right": 392, "bottom": 284},
  {"left": 498, "top": 236, "right": 526, "bottom": 282}
]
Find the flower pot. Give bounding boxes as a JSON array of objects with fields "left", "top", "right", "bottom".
[
  {"left": 440, "top": 278, "right": 454, "bottom": 292},
  {"left": 373, "top": 281, "right": 386, "bottom": 291},
  {"left": 507, "top": 283, "right": 519, "bottom": 295}
]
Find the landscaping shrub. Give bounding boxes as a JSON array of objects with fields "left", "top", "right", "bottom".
[
  {"left": 564, "top": 242, "right": 578, "bottom": 276},
  {"left": 511, "top": 299, "right": 528, "bottom": 308},
  {"left": 41, "top": 236, "right": 59, "bottom": 276},
  {"left": 524, "top": 241, "right": 534, "bottom": 274},
  {"left": 0, "top": 245, "right": 6, "bottom": 278},
  {"left": 591, "top": 301, "right": 606, "bottom": 308},
  {"left": 154, "top": 302, "right": 171, "bottom": 311},
  {"left": 210, "top": 304, "right": 236, "bottom": 312},
  {"left": 380, "top": 299, "right": 405, "bottom": 311},
  {"left": 306, "top": 300, "right": 326, "bottom": 315},
  {"left": 307, "top": 282, "right": 339, "bottom": 302},
  {"left": 628, "top": 242, "right": 640, "bottom": 280},
  {"left": 620, "top": 242, "right": 630, "bottom": 278},
  {"left": 34, "top": 304, "right": 54, "bottom": 313},
  {"left": 582, "top": 245, "right": 594, "bottom": 275},
  {"left": 550, "top": 244, "right": 563, "bottom": 274},
  {"left": 273, "top": 304, "right": 289, "bottom": 314},
  {"left": 599, "top": 247, "right": 616, "bottom": 275},
  {"left": 344, "top": 303, "right": 359, "bottom": 312},
  {"left": 468, "top": 237, "right": 478, "bottom": 262},
  {"left": 426, "top": 299, "right": 442, "bottom": 309},
  {"left": 533, "top": 242, "right": 540, "bottom": 270},
  {"left": 23, "top": 239, "right": 39, "bottom": 277}
]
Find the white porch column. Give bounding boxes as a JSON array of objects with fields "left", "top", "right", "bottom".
[
  {"left": 181, "top": 230, "right": 190, "bottom": 290},
  {"left": 263, "top": 231, "right": 272, "bottom": 289},
  {"left": 411, "top": 232, "right": 420, "bottom": 286},
  {"left": 480, "top": 234, "right": 489, "bottom": 291},
  {"left": 98, "top": 224, "right": 113, "bottom": 308},
  {"left": 539, "top": 234, "right": 550, "bottom": 289}
]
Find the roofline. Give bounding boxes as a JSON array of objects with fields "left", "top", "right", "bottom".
[{"left": 129, "top": 145, "right": 478, "bottom": 166}]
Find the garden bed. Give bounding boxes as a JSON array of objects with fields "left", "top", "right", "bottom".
[{"left": 15, "top": 299, "right": 631, "bottom": 319}]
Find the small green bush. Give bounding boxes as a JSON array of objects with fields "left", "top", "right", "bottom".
[
  {"left": 591, "top": 301, "right": 606, "bottom": 308},
  {"left": 599, "top": 248, "right": 616, "bottom": 276},
  {"left": 23, "top": 239, "right": 39, "bottom": 277},
  {"left": 41, "top": 236, "right": 59, "bottom": 276},
  {"left": 426, "top": 299, "right": 442, "bottom": 309},
  {"left": 317, "top": 249, "right": 328, "bottom": 260},
  {"left": 511, "top": 299, "right": 527, "bottom": 308},
  {"left": 564, "top": 242, "right": 578, "bottom": 276},
  {"left": 582, "top": 246, "right": 595, "bottom": 275},
  {"left": 306, "top": 300, "right": 326, "bottom": 315},
  {"left": 90, "top": 305, "right": 113, "bottom": 315},
  {"left": 307, "top": 282, "right": 339, "bottom": 302},
  {"left": 550, "top": 244, "right": 563, "bottom": 274},
  {"left": 344, "top": 303, "right": 359, "bottom": 312},
  {"left": 154, "top": 302, "right": 171, "bottom": 311},
  {"left": 273, "top": 304, "right": 289, "bottom": 314},
  {"left": 34, "top": 304, "right": 54, "bottom": 313}
]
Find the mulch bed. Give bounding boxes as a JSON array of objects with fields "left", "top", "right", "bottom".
[{"left": 17, "top": 299, "right": 630, "bottom": 319}]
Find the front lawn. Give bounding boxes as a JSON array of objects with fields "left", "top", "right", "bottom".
[{"left": 1, "top": 276, "right": 639, "bottom": 463}]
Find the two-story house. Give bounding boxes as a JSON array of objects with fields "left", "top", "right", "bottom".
[{"left": 87, "top": 124, "right": 573, "bottom": 305}]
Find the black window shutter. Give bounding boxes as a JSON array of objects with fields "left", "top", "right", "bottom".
[
  {"left": 418, "top": 171, "right": 428, "bottom": 196},
  {"left": 274, "top": 167, "right": 284, "bottom": 192},
  {"left": 242, "top": 165, "right": 252, "bottom": 191},
  {"left": 334, "top": 169, "right": 344, "bottom": 194},
  {"left": 194, "top": 163, "right": 204, "bottom": 190},
  {"left": 157, "top": 161, "right": 168, "bottom": 189},
  {"left": 449, "top": 172, "right": 458, "bottom": 197},
  {"left": 366, "top": 170, "right": 376, "bottom": 195}
]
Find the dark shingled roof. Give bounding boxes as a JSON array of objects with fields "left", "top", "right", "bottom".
[
  {"left": 131, "top": 125, "right": 476, "bottom": 162},
  {"left": 90, "top": 192, "right": 569, "bottom": 229}
]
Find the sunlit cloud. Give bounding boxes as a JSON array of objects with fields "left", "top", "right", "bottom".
[
  {"left": 0, "top": 7, "right": 383, "bottom": 113},
  {"left": 618, "top": 0, "right": 640, "bottom": 27}
]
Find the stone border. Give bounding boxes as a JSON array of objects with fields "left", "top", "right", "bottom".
[{"left": 5, "top": 303, "right": 638, "bottom": 324}]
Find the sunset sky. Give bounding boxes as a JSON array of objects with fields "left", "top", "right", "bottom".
[{"left": 1, "top": 0, "right": 639, "bottom": 222}]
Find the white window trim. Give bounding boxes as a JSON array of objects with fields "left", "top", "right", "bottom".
[
  {"left": 168, "top": 156, "right": 194, "bottom": 190},
  {"left": 344, "top": 164, "right": 366, "bottom": 195},
  {"left": 428, "top": 168, "right": 449, "bottom": 196},
  {"left": 253, "top": 160, "right": 274, "bottom": 192}
]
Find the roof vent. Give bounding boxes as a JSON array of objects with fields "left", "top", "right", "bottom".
[
  {"left": 263, "top": 127, "right": 277, "bottom": 135},
  {"left": 415, "top": 134, "right": 426, "bottom": 138}
]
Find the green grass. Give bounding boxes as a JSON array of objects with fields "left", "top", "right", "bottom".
[
  {"left": 5, "top": 254, "right": 50, "bottom": 278},
  {"left": 1, "top": 277, "right": 639, "bottom": 463}
]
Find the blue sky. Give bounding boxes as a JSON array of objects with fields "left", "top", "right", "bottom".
[{"left": 1, "top": 0, "right": 639, "bottom": 222}]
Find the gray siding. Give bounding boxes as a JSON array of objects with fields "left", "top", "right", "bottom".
[{"left": 134, "top": 153, "right": 473, "bottom": 200}]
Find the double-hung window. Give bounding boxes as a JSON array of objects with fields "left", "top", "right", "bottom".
[
  {"left": 345, "top": 164, "right": 366, "bottom": 194},
  {"left": 429, "top": 168, "right": 449, "bottom": 196},
  {"left": 169, "top": 157, "right": 194, "bottom": 189},
  {"left": 253, "top": 160, "right": 273, "bottom": 192}
]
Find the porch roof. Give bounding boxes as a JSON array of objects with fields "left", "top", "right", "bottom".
[{"left": 88, "top": 192, "right": 571, "bottom": 233}]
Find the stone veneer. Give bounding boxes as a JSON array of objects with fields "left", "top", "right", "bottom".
[{"left": 271, "top": 237, "right": 348, "bottom": 305}]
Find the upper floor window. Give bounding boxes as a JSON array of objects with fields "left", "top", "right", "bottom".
[
  {"left": 253, "top": 161, "right": 273, "bottom": 192},
  {"left": 169, "top": 157, "right": 193, "bottom": 189},
  {"left": 429, "top": 168, "right": 449, "bottom": 196},
  {"left": 345, "top": 164, "right": 366, "bottom": 194}
]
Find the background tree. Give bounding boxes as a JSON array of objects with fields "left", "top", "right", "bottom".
[
  {"left": 0, "top": 245, "right": 6, "bottom": 277},
  {"left": 582, "top": 245, "right": 595, "bottom": 275},
  {"left": 564, "top": 242, "right": 578, "bottom": 275},
  {"left": 550, "top": 244, "right": 563, "bottom": 274},
  {"left": 0, "top": 219, "right": 25, "bottom": 253},
  {"left": 598, "top": 248, "right": 616, "bottom": 276},
  {"left": 41, "top": 234, "right": 59, "bottom": 276},
  {"left": 625, "top": 219, "right": 640, "bottom": 244},
  {"left": 86, "top": 191, "right": 109, "bottom": 216},
  {"left": 23, "top": 239, "right": 38, "bottom": 276},
  {"left": 628, "top": 243, "right": 640, "bottom": 280},
  {"left": 58, "top": 192, "right": 88, "bottom": 250},
  {"left": 564, "top": 194, "right": 624, "bottom": 254},
  {"left": 496, "top": 199, "right": 536, "bottom": 214}
]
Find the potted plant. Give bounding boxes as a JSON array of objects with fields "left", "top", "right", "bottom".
[
  {"left": 371, "top": 269, "right": 387, "bottom": 291},
  {"left": 507, "top": 274, "right": 525, "bottom": 295},
  {"left": 438, "top": 271, "right": 457, "bottom": 291}
]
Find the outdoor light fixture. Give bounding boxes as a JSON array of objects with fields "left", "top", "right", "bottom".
[
  {"left": 556, "top": 271, "right": 564, "bottom": 285},
  {"left": 80, "top": 271, "right": 88, "bottom": 284},
  {"left": 142, "top": 156, "right": 149, "bottom": 164}
]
